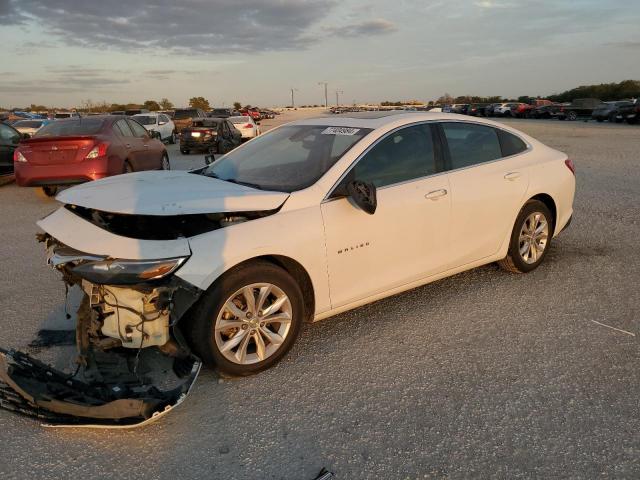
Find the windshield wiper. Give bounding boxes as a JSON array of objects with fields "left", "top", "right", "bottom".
[{"left": 222, "top": 178, "right": 264, "bottom": 190}]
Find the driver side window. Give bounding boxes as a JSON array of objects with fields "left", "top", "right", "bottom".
[
  {"left": 0, "top": 124, "right": 20, "bottom": 144},
  {"left": 351, "top": 123, "right": 438, "bottom": 188}
]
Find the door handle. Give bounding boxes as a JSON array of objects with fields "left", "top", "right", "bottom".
[
  {"left": 425, "top": 189, "right": 448, "bottom": 200},
  {"left": 504, "top": 172, "right": 521, "bottom": 181},
  {"left": 143, "top": 144, "right": 149, "bottom": 148}
]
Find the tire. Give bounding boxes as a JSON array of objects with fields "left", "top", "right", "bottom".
[
  {"left": 627, "top": 117, "right": 638, "bottom": 125},
  {"left": 180, "top": 148, "right": 189, "bottom": 155},
  {"left": 567, "top": 111, "right": 577, "bottom": 121},
  {"left": 596, "top": 118, "right": 604, "bottom": 123},
  {"left": 608, "top": 113, "right": 617, "bottom": 123},
  {"left": 123, "top": 160, "right": 133, "bottom": 174},
  {"left": 187, "top": 260, "right": 305, "bottom": 376},
  {"left": 498, "top": 200, "right": 553, "bottom": 274},
  {"left": 160, "top": 152, "right": 170, "bottom": 170},
  {"left": 42, "top": 186, "right": 57, "bottom": 197},
  {"left": 168, "top": 132, "right": 176, "bottom": 144}
]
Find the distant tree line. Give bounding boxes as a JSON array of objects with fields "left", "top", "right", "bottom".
[{"left": 546, "top": 80, "right": 640, "bottom": 102}]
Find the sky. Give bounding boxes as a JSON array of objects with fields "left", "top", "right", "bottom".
[{"left": 1, "top": 0, "right": 639, "bottom": 108}]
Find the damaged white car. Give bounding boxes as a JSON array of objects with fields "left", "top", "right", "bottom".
[{"left": 0, "top": 112, "right": 575, "bottom": 427}]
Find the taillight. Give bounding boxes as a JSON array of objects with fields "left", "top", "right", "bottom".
[
  {"left": 14, "top": 150, "right": 27, "bottom": 163},
  {"left": 85, "top": 142, "right": 109, "bottom": 159},
  {"left": 565, "top": 158, "right": 575, "bottom": 175},
  {"left": 244, "top": 124, "right": 253, "bottom": 128}
]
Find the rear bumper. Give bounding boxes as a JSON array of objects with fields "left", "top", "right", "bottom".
[
  {"left": 14, "top": 156, "right": 113, "bottom": 187},
  {"left": 180, "top": 138, "right": 216, "bottom": 151}
]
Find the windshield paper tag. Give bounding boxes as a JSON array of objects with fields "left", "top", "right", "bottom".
[{"left": 321, "top": 127, "right": 360, "bottom": 136}]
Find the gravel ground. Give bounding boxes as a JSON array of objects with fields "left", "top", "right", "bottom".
[{"left": 0, "top": 112, "right": 638, "bottom": 479}]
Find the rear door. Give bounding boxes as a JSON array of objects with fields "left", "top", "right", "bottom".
[
  {"left": 321, "top": 123, "right": 451, "bottom": 308},
  {"left": 127, "top": 119, "right": 157, "bottom": 169},
  {"left": 113, "top": 119, "right": 144, "bottom": 171},
  {"left": 0, "top": 123, "right": 19, "bottom": 176},
  {"left": 439, "top": 122, "right": 530, "bottom": 268}
]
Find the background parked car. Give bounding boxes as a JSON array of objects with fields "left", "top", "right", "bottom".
[
  {"left": 11, "top": 119, "right": 52, "bottom": 137},
  {"left": 484, "top": 103, "right": 502, "bottom": 117},
  {"left": 228, "top": 115, "right": 261, "bottom": 140},
  {"left": 514, "top": 103, "right": 535, "bottom": 118},
  {"left": 493, "top": 103, "right": 522, "bottom": 117},
  {"left": 0, "top": 122, "right": 24, "bottom": 180},
  {"left": 468, "top": 104, "right": 489, "bottom": 116},
  {"left": 54, "top": 112, "right": 80, "bottom": 119},
  {"left": 133, "top": 112, "right": 176, "bottom": 143},
  {"left": 591, "top": 101, "right": 635, "bottom": 123},
  {"left": 14, "top": 116, "right": 169, "bottom": 196},
  {"left": 209, "top": 108, "right": 234, "bottom": 118},
  {"left": 125, "top": 108, "right": 150, "bottom": 116},
  {"left": 557, "top": 98, "right": 602, "bottom": 121},
  {"left": 615, "top": 100, "right": 639, "bottom": 124},
  {"left": 180, "top": 117, "right": 242, "bottom": 154},
  {"left": 173, "top": 108, "right": 206, "bottom": 134},
  {"left": 530, "top": 104, "right": 560, "bottom": 119}
]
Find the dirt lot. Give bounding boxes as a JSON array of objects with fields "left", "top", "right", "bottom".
[{"left": 0, "top": 112, "right": 638, "bottom": 479}]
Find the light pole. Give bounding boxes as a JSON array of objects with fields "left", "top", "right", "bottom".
[
  {"left": 318, "top": 81, "right": 328, "bottom": 108},
  {"left": 335, "top": 89, "right": 344, "bottom": 107},
  {"left": 289, "top": 88, "right": 298, "bottom": 108}
]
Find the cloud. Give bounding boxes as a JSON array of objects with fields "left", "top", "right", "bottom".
[
  {"left": 474, "top": 1, "right": 516, "bottom": 8},
  {"left": 328, "top": 18, "right": 397, "bottom": 38},
  {"left": 0, "top": 0, "right": 26, "bottom": 24},
  {"left": 3, "top": 0, "right": 336, "bottom": 53},
  {"left": 0, "top": 67, "right": 131, "bottom": 94}
]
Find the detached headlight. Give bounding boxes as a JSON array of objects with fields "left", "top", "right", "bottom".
[{"left": 71, "top": 257, "right": 188, "bottom": 285}]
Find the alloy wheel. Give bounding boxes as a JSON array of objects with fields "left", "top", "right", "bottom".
[
  {"left": 518, "top": 212, "right": 549, "bottom": 264},
  {"left": 214, "top": 283, "right": 293, "bottom": 365}
]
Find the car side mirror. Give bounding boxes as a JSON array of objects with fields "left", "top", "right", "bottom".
[
  {"left": 346, "top": 180, "right": 377, "bottom": 215},
  {"left": 158, "top": 120, "right": 167, "bottom": 126}
]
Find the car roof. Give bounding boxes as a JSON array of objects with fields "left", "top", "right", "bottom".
[
  {"left": 133, "top": 112, "right": 161, "bottom": 116},
  {"left": 289, "top": 111, "right": 503, "bottom": 129}
]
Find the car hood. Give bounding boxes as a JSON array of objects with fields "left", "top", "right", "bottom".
[{"left": 56, "top": 170, "right": 290, "bottom": 215}]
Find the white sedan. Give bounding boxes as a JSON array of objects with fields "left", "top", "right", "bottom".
[
  {"left": 36, "top": 112, "right": 575, "bottom": 379},
  {"left": 228, "top": 115, "right": 260, "bottom": 140},
  {"left": 133, "top": 112, "right": 176, "bottom": 143}
]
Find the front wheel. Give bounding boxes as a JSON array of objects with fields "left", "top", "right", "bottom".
[
  {"left": 567, "top": 111, "right": 578, "bottom": 121},
  {"left": 187, "top": 261, "right": 304, "bottom": 376},
  {"left": 168, "top": 132, "right": 176, "bottom": 144},
  {"left": 498, "top": 200, "right": 553, "bottom": 273}
]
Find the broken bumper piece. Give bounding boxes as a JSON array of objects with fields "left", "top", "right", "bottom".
[{"left": 0, "top": 347, "right": 201, "bottom": 428}]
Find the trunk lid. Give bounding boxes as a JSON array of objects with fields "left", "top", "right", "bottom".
[{"left": 20, "top": 136, "right": 96, "bottom": 165}]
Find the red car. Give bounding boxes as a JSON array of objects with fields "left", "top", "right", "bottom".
[
  {"left": 241, "top": 108, "right": 261, "bottom": 122},
  {"left": 14, "top": 116, "right": 169, "bottom": 196}
]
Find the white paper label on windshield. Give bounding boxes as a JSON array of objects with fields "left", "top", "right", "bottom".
[{"left": 321, "top": 127, "right": 360, "bottom": 136}]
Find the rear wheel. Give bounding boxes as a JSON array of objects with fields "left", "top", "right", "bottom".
[
  {"left": 160, "top": 153, "right": 170, "bottom": 170},
  {"left": 187, "top": 261, "right": 304, "bottom": 376},
  {"left": 123, "top": 161, "right": 134, "bottom": 173},
  {"left": 567, "top": 111, "right": 577, "bottom": 121},
  {"left": 41, "top": 186, "right": 57, "bottom": 197},
  {"left": 498, "top": 200, "right": 553, "bottom": 273}
]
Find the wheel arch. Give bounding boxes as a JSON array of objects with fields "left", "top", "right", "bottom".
[
  {"left": 211, "top": 254, "right": 316, "bottom": 323},
  {"left": 528, "top": 193, "right": 557, "bottom": 234}
]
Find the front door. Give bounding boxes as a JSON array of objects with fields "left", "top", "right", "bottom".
[
  {"left": 0, "top": 124, "right": 19, "bottom": 176},
  {"left": 321, "top": 123, "right": 451, "bottom": 308}
]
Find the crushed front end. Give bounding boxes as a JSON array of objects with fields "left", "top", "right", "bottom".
[{"left": 0, "top": 234, "right": 203, "bottom": 428}]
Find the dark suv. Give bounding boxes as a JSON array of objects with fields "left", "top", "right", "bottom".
[
  {"left": 180, "top": 118, "right": 242, "bottom": 155},
  {"left": 592, "top": 101, "right": 635, "bottom": 123}
]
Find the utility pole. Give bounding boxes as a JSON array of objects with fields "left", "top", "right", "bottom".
[
  {"left": 318, "top": 81, "right": 328, "bottom": 108},
  {"left": 335, "top": 89, "right": 344, "bottom": 107},
  {"left": 289, "top": 88, "right": 298, "bottom": 108}
]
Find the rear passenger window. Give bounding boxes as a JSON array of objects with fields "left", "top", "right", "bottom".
[
  {"left": 114, "top": 119, "right": 134, "bottom": 137},
  {"left": 497, "top": 129, "right": 527, "bottom": 157},
  {"left": 441, "top": 122, "right": 501, "bottom": 169},
  {"left": 353, "top": 124, "right": 437, "bottom": 188},
  {"left": 127, "top": 119, "right": 148, "bottom": 138}
]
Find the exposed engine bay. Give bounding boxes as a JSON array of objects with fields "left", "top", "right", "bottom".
[{"left": 0, "top": 234, "right": 204, "bottom": 428}]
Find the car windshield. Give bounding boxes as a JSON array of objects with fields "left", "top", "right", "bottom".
[
  {"left": 135, "top": 116, "right": 156, "bottom": 125},
  {"left": 174, "top": 109, "right": 198, "bottom": 120},
  {"left": 202, "top": 125, "right": 371, "bottom": 192},
  {"left": 35, "top": 118, "right": 104, "bottom": 137}
]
